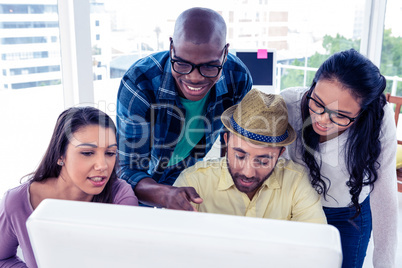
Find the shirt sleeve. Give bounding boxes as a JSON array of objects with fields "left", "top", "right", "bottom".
[
  {"left": 116, "top": 73, "right": 154, "bottom": 189},
  {"left": 291, "top": 172, "right": 327, "bottom": 224},
  {"left": 0, "top": 192, "right": 29, "bottom": 268},
  {"left": 172, "top": 173, "right": 185, "bottom": 187},
  {"left": 173, "top": 172, "right": 201, "bottom": 211},
  {"left": 370, "top": 103, "right": 398, "bottom": 268},
  {"left": 112, "top": 179, "right": 139, "bottom": 206}
]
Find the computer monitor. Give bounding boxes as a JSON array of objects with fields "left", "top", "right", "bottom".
[
  {"left": 234, "top": 49, "right": 277, "bottom": 94},
  {"left": 27, "top": 199, "right": 342, "bottom": 268}
]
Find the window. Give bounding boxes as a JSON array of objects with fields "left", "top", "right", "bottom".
[
  {"left": 89, "top": 0, "right": 367, "bottom": 104},
  {"left": 381, "top": 0, "right": 402, "bottom": 96},
  {"left": 0, "top": 4, "right": 28, "bottom": 14},
  {"left": 9, "top": 65, "right": 60, "bottom": 76},
  {"left": 2, "top": 36, "right": 47, "bottom": 45},
  {"left": 0, "top": 1, "right": 64, "bottom": 197},
  {"left": 0, "top": 4, "right": 56, "bottom": 14},
  {"left": 2, "top": 21, "right": 57, "bottom": 28}
]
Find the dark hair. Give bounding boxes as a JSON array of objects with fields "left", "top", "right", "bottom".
[
  {"left": 301, "top": 48, "right": 386, "bottom": 219},
  {"left": 28, "top": 106, "right": 118, "bottom": 203}
]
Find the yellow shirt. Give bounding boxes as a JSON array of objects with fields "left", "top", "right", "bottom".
[{"left": 174, "top": 157, "right": 327, "bottom": 224}]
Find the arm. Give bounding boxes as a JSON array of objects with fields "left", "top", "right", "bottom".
[
  {"left": 116, "top": 75, "right": 154, "bottom": 190},
  {"left": 136, "top": 178, "right": 202, "bottom": 211},
  {"left": 370, "top": 104, "right": 398, "bottom": 268},
  {"left": 117, "top": 72, "right": 166, "bottom": 206},
  {"left": 0, "top": 193, "right": 29, "bottom": 268},
  {"left": 116, "top": 73, "right": 202, "bottom": 210},
  {"left": 172, "top": 171, "right": 204, "bottom": 211}
]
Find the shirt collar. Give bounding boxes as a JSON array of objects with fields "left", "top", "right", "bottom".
[{"left": 218, "top": 158, "right": 235, "bottom": 191}]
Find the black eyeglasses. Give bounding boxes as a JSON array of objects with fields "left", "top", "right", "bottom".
[
  {"left": 170, "top": 43, "right": 227, "bottom": 78},
  {"left": 307, "top": 93, "right": 361, "bottom": 127}
]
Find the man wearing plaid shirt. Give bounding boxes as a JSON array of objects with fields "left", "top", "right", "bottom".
[{"left": 116, "top": 7, "right": 252, "bottom": 210}]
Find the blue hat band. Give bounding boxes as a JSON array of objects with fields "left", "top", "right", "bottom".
[{"left": 230, "top": 116, "right": 289, "bottom": 143}]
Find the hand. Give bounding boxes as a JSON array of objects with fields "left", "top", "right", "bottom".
[
  {"left": 163, "top": 186, "right": 203, "bottom": 211},
  {"left": 134, "top": 178, "right": 202, "bottom": 210}
]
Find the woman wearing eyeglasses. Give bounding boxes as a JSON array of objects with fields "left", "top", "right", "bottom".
[{"left": 280, "top": 49, "right": 398, "bottom": 268}]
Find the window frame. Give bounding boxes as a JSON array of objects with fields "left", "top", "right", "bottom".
[{"left": 58, "top": 0, "right": 94, "bottom": 107}]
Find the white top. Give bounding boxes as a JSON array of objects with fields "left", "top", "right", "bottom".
[{"left": 280, "top": 87, "right": 399, "bottom": 268}]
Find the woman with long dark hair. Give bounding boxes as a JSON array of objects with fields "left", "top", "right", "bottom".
[
  {"left": 281, "top": 49, "right": 398, "bottom": 268},
  {"left": 0, "top": 107, "right": 138, "bottom": 268}
]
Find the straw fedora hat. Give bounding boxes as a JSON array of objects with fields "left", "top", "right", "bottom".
[{"left": 221, "top": 88, "right": 296, "bottom": 147}]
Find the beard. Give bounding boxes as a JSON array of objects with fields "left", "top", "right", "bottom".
[{"left": 227, "top": 161, "right": 275, "bottom": 197}]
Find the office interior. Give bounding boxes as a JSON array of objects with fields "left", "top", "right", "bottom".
[{"left": 0, "top": 0, "right": 401, "bottom": 267}]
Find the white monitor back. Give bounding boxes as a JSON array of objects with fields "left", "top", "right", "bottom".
[
  {"left": 233, "top": 49, "right": 277, "bottom": 94},
  {"left": 27, "top": 199, "right": 341, "bottom": 268}
]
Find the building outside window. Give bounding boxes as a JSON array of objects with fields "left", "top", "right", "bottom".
[
  {"left": 0, "top": 0, "right": 64, "bottom": 196},
  {"left": 0, "top": 1, "right": 61, "bottom": 90}
]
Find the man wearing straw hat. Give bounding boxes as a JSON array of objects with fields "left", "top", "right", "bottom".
[{"left": 174, "top": 89, "right": 326, "bottom": 223}]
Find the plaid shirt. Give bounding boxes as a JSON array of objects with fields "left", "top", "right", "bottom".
[{"left": 116, "top": 51, "right": 252, "bottom": 188}]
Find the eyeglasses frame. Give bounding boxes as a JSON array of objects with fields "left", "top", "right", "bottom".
[
  {"left": 306, "top": 92, "right": 361, "bottom": 127},
  {"left": 169, "top": 40, "right": 228, "bottom": 78}
]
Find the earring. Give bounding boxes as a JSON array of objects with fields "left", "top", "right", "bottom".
[{"left": 59, "top": 160, "right": 64, "bottom": 166}]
